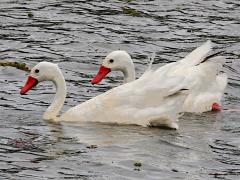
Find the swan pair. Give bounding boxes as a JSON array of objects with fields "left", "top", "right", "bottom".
[{"left": 20, "top": 41, "right": 227, "bottom": 129}]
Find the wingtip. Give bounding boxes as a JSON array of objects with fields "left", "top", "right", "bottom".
[{"left": 205, "top": 40, "right": 213, "bottom": 49}]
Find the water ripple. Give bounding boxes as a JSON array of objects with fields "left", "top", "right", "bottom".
[{"left": 0, "top": 0, "right": 240, "bottom": 179}]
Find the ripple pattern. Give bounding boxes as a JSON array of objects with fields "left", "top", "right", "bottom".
[{"left": 0, "top": 0, "right": 240, "bottom": 179}]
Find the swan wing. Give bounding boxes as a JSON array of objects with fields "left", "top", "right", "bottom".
[
  {"left": 181, "top": 40, "right": 212, "bottom": 65},
  {"left": 182, "top": 56, "right": 228, "bottom": 112},
  {"left": 61, "top": 68, "right": 189, "bottom": 128}
]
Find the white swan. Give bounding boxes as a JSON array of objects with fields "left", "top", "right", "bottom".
[
  {"left": 20, "top": 62, "right": 191, "bottom": 129},
  {"left": 91, "top": 41, "right": 228, "bottom": 113}
]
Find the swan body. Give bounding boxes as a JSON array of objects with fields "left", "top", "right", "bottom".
[
  {"left": 92, "top": 41, "right": 228, "bottom": 113},
  {"left": 20, "top": 62, "right": 191, "bottom": 129}
]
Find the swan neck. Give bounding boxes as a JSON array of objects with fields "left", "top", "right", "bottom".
[
  {"left": 44, "top": 71, "right": 66, "bottom": 120},
  {"left": 123, "top": 64, "right": 135, "bottom": 83}
]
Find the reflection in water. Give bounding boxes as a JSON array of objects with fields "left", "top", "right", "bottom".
[{"left": 0, "top": 0, "right": 240, "bottom": 179}]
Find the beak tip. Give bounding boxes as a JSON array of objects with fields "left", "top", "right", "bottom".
[
  {"left": 20, "top": 89, "right": 25, "bottom": 95},
  {"left": 91, "top": 65, "right": 111, "bottom": 85},
  {"left": 20, "top": 76, "right": 38, "bottom": 95},
  {"left": 91, "top": 78, "right": 99, "bottom": 85}
]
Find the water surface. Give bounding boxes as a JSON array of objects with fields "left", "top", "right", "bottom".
[{"left": 0, "top": 0, "right": 240, "bottom": 179}]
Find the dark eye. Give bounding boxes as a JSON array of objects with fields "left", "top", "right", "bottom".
[
  {"left": 35, "top": 69, "right": 39, "bottom": 73},
  {"left": 109, "top": 59, "right": 114, "bottom": 63}
]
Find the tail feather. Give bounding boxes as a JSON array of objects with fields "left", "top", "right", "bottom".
[
  {"left": 181, "top": 40, "right": 212, "bottom": 65},
  {"left": 199, "top": 51, "right": 224, "bottom": 65},
  {"left": 216, "top": 73, "right": 228, "bottom": 92},
  {"left": 194, "top": 56, "right": 226, "bottom": 84},
  {"left": 146, "top": 52, "right": 156, "bottom": 71}
]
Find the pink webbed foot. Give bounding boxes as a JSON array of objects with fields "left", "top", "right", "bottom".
[{"left": 212, "top": 103, "right": 221, "bottom": 111}]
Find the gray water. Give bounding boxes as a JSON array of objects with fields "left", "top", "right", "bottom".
[{"left": 0, "top": 0, "right": 240, "bottom": 179}]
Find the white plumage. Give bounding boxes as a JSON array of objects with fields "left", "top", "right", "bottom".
[
  {"left": 92, "top": 40, "right": 228, "bottom": 113},
  {"left": 20, "top": 41, "right": 228, "bottom": 129}
]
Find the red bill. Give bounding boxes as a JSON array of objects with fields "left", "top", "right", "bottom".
[
  {"left": 91, "top": 65, "right": 111, "bottom": 84},
  {"left": 20, "top": 76, "right": 38, "bottom": 95}
]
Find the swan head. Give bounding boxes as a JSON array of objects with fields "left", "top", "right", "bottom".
[
  {"left": 91, "top": 50, "right": 134, "bottom": 84},
  {"left": 20, "top": 62, "right": 60, "bottom": 95}
]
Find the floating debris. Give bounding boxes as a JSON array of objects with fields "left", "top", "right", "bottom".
[
  {"left": 175, "top": 6, "right": 181, "bottom": 11},
  {"left": 172, "top": 169, "right": 179, "bottom": 172},
  {"left": 28, "top": 12, "right": 34, "bottom": 18},
  {"left": 86, "top": 144, "right": 98, "bottom": 149},
  {"left": 30, "top": 156, "right": 55, "bottom": 163},
  {"left": 175, "top": 6, "right": 185, "bottom": 13},
  {"left": 0, "top": 61, "right": 31, "bottom": 72},
  {"left": 133, "top": 161, "right": 142, "bottom": 171},
  {"left": 121, "top": 6, "right": 141, "bottom": 17},
  {"left": 134, "top": 161, "right": 142, "bottom": 167}
]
